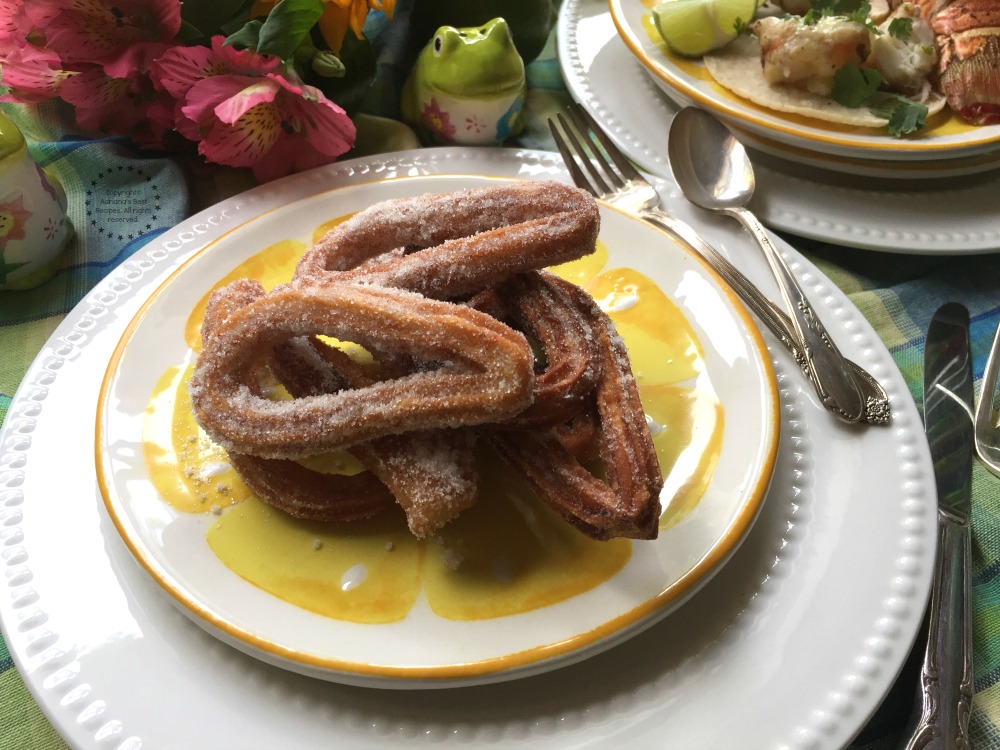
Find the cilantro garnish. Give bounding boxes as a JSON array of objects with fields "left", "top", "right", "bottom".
[
  {"left": 832, "top": 64, "right": 884, "bottom": 107},
  {"left": 848, "top": 5, "right": 877, "bottom": 27},
  {"left": 799, "top": 0, "right": 878, "bottom": 32},
  {"left": 888, "top": 17, "right": 914, "bottom": 39},
  {"left": 811, "top": 0, "right": 866, "bottom": 12},
  {"left": 832, "top": 64, "right": 928, "bottom": 137},
  {"left": 869, "top": 93, "right": 929, "bottom": 136}
]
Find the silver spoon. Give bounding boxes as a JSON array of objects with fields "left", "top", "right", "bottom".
[{"left": 667, "top": 107, "right": 865, "bottom": 424}]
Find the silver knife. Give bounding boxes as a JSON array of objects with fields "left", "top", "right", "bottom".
[{"left": 904, "top": 302, "right": 974, "bottom": 750}]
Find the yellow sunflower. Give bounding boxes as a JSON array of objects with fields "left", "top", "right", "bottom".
[{"left": 250, "top": 0, "right": 395, "bottom": 54}]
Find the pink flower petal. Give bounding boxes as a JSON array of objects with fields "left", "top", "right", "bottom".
[
  {"left": 103, "top": 41, "right": 171, "bottom": 79},
  {"left": 0, "top": 45, "right": 76, "bottom": 102},
  {"left": 59, "top": 67, "right": 127, "bottom": 109},
  {"left": 208, "top": 35, "right": 281, "bottom": 76},
  {"left": 198, "top": 101, "right": 282, "bottom": 169},
  {"left": 57, "top": 63, "right": 172, "bottom": 140},
  {"left": 27, "top": 0, "right": 181, "bottom": 65},
  {"left": 270, "top": 78, "right": 356, "bottom": 157},
  {"left": 0, "top": 0, "right": 37, "bottom": 47},
  {"left": 151, "top": 45, "right": 223, "bottom": 98},
  {"left": 180, "top": 74, "right": 271, "bottom": 127},
  {"left": 151, "top": 36, "right": 279, "bottom": 100},
  {"left": 244, "top": 85, "right": 355, "bottom": 181},
  {"left": 214, "top": 79, "right": 281, "bottom": 125}
]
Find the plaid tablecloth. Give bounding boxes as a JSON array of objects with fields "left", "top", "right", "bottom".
[{"left": 2, "top": 27, "right": 1000, "bottom": 750}]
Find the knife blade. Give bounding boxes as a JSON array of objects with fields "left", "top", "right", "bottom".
[{"left": 904, "top": 302, "right": 974, "bottom": 750}]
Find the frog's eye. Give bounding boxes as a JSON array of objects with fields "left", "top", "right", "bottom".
[{"left": 433, "top": 35, "right": 443, "bottom": 55}]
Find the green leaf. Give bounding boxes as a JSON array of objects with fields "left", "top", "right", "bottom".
[
  {"left": 0, "top": 255, "right": 28, "bottom": 285},
  {"left": 811, "top": 0, "right": 866, "bottom": 14},
  {"left": 256, "top": 0, "right": 325, "bottom": 60},
  {"left": 177, "top": 19, "right": 208, "bottom": 44},
  {"left": 870, "top": 93, "right": 928, "bottom": 136},
  {"left": 223, "top": 19, "right": 263, "bottom": 50},
  {"left": 888, "top": 17, "right": 914, "bottom": 40},
  {"left": 832, "top": 64, "right": 884, "bottom": 108}
]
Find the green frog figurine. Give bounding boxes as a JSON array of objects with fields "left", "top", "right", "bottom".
[
  {"left": 0, "top": 110, "right": 72, "bottom": 291},
  {"left": 401, "top": 17, "right": 526, "bottom": 146}
]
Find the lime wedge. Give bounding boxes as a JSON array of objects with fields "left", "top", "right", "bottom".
[{"left": 653, "top": 0, "right": 758, "bottom": 57}]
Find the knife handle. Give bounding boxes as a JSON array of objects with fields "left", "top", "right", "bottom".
[{"left": 904, "top": 511, "right": 973, "bottom": 750}]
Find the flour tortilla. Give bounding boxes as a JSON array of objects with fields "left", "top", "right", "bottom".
[{"left": 704, "top": 35, "right": 946, "bottom": 127}]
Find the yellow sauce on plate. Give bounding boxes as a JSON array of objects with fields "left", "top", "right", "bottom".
[{"left": 143, "top": 219, "right": 724, "bottom": 625}]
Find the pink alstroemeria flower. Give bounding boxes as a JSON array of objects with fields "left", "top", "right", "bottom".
[
  {"left": 0, "top": 0, "right": 40, "bottom": 48},
  {"left": 23, "top": 0, "right": 182, "bottom": 67},
  {"left": 152, "top": 37, "right": 281, "bottom": 141},
  {"left": 152, "top": 37, "right": 355, "bottom": 182},
  {"left": 59, "top": 42, "right": 177, "bottom": 148},
  {"left": 0, "top": 45, "right": 75, "bottom": 103}
]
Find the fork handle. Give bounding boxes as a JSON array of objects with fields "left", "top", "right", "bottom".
[
  {"left": 638, "top": 209, "right": 796, "bottom": 340},
  {"left": 727, "top": 206, "right": 865, "bottom": 424}
]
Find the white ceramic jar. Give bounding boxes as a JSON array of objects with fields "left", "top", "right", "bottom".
[{"left": 0, "top": 110, "right": 72, "bottom": 291}]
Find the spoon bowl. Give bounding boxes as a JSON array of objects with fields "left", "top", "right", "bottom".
[
  {"left": 668, "top": 110, "right": 756, "bottom": 212},
  {"left": 667, "top": 107, "right": 865, "bottom": 424}
]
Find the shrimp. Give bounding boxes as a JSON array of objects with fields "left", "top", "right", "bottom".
[{"left": 752, "top": 15, "right": 872, "bottom": 96}]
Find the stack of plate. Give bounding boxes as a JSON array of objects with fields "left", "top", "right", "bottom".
[{"left": 559, "top": 0, "right": 1000, "bottom": 253}]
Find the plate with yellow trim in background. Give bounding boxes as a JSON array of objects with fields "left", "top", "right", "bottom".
[
  {"left": 95, "top": 172, "right": 779, "bottom": 689},
  {"left": 609, "top": 0, "right": 1000, "bottom": 163}
]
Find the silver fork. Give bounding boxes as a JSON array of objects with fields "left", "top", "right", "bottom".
[
  {"left": 975, "top": 318, "right": 1000, "bottom": 477},
  {"left": 548, "top": 105, "right": 891, "bottom": 426}
]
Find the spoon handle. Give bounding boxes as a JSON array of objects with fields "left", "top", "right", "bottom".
[
  {"left": 637, "top": 208, "right": 888, "bottom": 424},
  {"left": 729, "top": 206, "right": 865, "bottom": 423}
]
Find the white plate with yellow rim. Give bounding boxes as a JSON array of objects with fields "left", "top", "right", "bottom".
[
  {"left": 95, "top": 170, "right": 780, "bottom": 688},
  {"left": 608, "top": 0, "right": 1000, "bottom": 162}
]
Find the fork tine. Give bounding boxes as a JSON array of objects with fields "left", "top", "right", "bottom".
[
  {"left": 548, "top": 117, "right": 599, "bottom": 198},
  {"left": 555, "top": 112, "right": 614, "bottom": 195},
  {"left": 565, "top": 107, "right": 627, "bottom": 192},
  {"left": 574, "top": 105, "right": 646, "bottom": 183}
]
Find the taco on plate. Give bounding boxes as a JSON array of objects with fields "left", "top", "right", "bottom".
[{"left": 703, "top": 6, "right": 947, "bottom": 128}]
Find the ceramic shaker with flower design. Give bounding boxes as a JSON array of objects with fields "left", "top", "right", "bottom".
[
  {"left": 401, "top": 17, "right": 526, "bottom": 146},
  {"left": 0, "top": 110, "right": 72, "bottom": 291}
]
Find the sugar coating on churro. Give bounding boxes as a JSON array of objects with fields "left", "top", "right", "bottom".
[{"left": 189, "top": 182, "right": 662, "bottom": 540}]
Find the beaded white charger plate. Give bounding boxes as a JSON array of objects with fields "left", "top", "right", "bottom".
[{"left": 0, "top": 148, "right": 934, "bottom": 749}]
